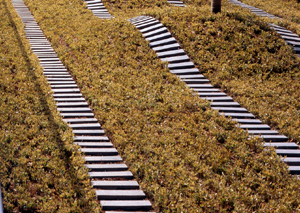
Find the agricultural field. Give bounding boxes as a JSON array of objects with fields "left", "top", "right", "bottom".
[{"left": 2, "top": 0, "right": 300, "bottom": 212}]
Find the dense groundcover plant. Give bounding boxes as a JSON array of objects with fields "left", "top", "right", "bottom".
[
  {"left": 95, "top": 0, "right": 300, "bottom": 145},
  {"left": 145, "top": 3, "right": 300, "bottom": 143},
  {"left": 238, "top": 0, "right": 300, "bottom": 24},
  {"left": 228, "top": 0, "right": 300, "bottom": 64},
  {"left": 0, "top": 0, "right": 100, "bottom": 212},
  {"left": 15, "top": 0, "right": 300, "bottom": 211},
  {"left": 101, "top": 0, "right": 211, "bottom": 16}
]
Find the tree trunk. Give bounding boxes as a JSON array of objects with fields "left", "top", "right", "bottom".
[{"left": 211, "top": 0, "right": 222, "bottom": 13}]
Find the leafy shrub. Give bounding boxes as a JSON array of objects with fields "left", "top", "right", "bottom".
[
  {"left": 19, "top": 0, "right": 300, "bottom": 211},
  {"left": 0, "top": 0, "right": 100, "bottom": 212}
]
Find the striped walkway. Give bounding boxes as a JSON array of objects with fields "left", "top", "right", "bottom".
[
  {"left": 84, "top": 0, "right": 113, "bottom": 19},
  {"left": 229, "top": 0, "right": 300, "bottom": 57},
  {"left": 11, "top": 0, "right": 154, "bottom": 212},
  {"left": 129, "top": 15, "right": 300, "bottom": 175}
]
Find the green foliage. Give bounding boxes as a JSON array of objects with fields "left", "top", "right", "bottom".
[
  {"left": 19, "top": 0, "right": 300, "bottom": 212},
  {"left": 0, "top": 0, "right": 100, "bottom": 212}
]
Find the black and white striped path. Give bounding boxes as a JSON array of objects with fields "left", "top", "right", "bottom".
[
  {"left": 129, "top": 15, "right": 300, "bottom": 175},
  {"left": 83, "top": 0, "right": 113, "bottom": 19},
  {"left": 11, "top": 0, "right": 154, "bottom": 212},
  {"left": 229, "top": 0, "right": 300, "bottom": 57},
  {"left": 167, "top": 0, "right": 185, "bottom": 7}
]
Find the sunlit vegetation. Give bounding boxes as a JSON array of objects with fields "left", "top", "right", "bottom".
[
  {"left": 232, "top": 0, "right": 300, "bottom": 59},
  {"left": 0, "top": 0, "right": 100, "bottom": 212},
  {"left": 102, "top": 0, "right": 300, "bottom": 144},
  {"left": 146, "top": 3, "right": 300, "bottom": 143},
  {"left": 12, "top": 0, "right": 300, "bottom": 211},
  {"left": 239, "top": 0, "right": 300, "bottom": 24}
]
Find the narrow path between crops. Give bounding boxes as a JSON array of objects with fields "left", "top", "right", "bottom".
[
  {"left": 229, "top": 0, "right": 300, "bottom": 57},
  {"left": 11, "top": 0, "right": 155, "bottom": 212},
  {"left": 129, "top": 15, "right": 300, "bottom": 175}
]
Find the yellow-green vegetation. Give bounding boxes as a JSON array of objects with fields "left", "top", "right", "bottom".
[
  {"left": 182, "top": 0, "right": 210, "bottom": 6},
  {"left": 239, "top": 0, "right": 300, "bottom": 24},
  {"left": 146, "top": 3, "right": 300, "bottom": 143},
  {"left": 101, "top": 0, "right": 209, "bottom": 17},
  {"left": 101, "top": 0, "right": 210, "bottom": 17},
  {"left": 19, "top": 0, "right": 300, "bottom": 211},
  {"left": 233, "top": 0, "right": 300, "bottom": 48},
  {"left": 103, "top": 0, "right": 300, "bottom": 143},
  {"left": 102, "top": 0, "right": 168, "bottom": 16},
  {"left": 0, "top": 0, "right": 100, "bottom": 212}
]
